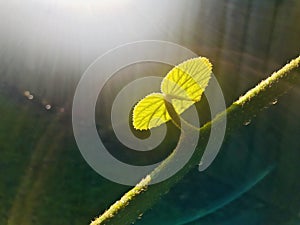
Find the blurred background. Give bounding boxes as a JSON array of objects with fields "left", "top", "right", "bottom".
[{"left": 0, "top": 0, "right": 299, "bottom": 224}]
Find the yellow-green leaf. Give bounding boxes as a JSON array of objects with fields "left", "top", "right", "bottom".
[
  {"left": 161, "top": 57, "right": 212, "bottom": 114},
  {"left": 132, "top": 57, "right": 212, "bottom": 130},
  {"left": 133, "top": 93, "right": 171, "bottom": 130}
]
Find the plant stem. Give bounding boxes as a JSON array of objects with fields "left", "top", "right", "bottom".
[{"left": 90, "top": 55, "right": 300, "bottom": 225}]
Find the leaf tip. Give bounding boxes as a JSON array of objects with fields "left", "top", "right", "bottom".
[{"left": 200, "top": 56, "right": 213, "bottom": 71}]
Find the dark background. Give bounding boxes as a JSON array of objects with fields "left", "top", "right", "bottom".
[{"left": 0, "top": 0, "right": 299, "bottom": 224}]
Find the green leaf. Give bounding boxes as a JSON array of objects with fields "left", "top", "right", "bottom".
[
  {"left": 132, "top": 93, "right": 170, "bottom": 130},
  {"left": 133, "top": 57, "right": 212, "bottom": 130}
]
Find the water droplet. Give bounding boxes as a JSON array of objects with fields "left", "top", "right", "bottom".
[
  {"left": 45, "top": 104, "right": 52, "bottom": 110},
  {"left": 24, "top": 90, "right": 33, "bottom": 100},
  {"left": 24, "top": 90, "right": 30, "bottom": 96},
  {"left": 271, "top": 99, "right": 278, "bottom": 105},
  {"left": 137, "top": 213, "right": 143, "bottom": 220},
  {"left": 27, "top": 95, "right": 34, "bottom": 100},
  {"left": 243, "top": 119, "right": 251, "bottom": 126}
]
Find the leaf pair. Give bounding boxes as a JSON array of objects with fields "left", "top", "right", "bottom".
[{"left": 133, "top": 57, "right": 212, "bottom": 130}]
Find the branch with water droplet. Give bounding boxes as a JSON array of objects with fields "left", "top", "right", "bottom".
[{"left": 90, "top": 55, "right": 300, "bottom": 225}]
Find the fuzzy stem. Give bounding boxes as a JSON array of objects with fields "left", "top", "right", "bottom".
[{"left": 90, "top": 55, "right": 300, "bottom": 225}]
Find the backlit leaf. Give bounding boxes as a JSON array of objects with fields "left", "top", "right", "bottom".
[
  {"left": 133, "top": 57, "right": 212, "bottom": 130},
  {"left": 161, "top": 57, "right": 212, "bottom": 114},
  {"left": 133, "top": 93, "right": 171, "bottom": 130}
]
